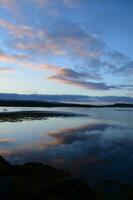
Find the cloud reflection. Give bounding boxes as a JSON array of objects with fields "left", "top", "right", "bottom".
[
  {"left": 0, "top": 120, "right": 133, "bottom": 186},
  {"left": 0, "top": 138, "right": 15, "bottom": 145},
  {"left": 48, "top": 123, "right": 110, "bottom": 144},
  {"left": 0, "top": 122, "right": 115, "bottom": 158}
]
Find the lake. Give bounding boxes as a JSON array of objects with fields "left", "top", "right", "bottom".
[{"left": 0, "top": 107, "right": 133, "bottom": 192}]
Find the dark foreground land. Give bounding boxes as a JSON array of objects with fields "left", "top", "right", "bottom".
[
  {"left": 0, "top": 100, "right": 132, "bottom": 108},
  {"left": 0, "top": 156, "right": 101, "bottom": 200},
  {"left": 0, "top": 156, "right": 133, "bottom": 200}
]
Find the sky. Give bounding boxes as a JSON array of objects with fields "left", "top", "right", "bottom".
[{"left": 0, "top": 0, "right": 133, "bottom": 97}]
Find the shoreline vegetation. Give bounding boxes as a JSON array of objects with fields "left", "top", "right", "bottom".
[
  {"left": 0, "top": 100, "right": 132, "bottom": 108},
  {"left": 0, "top": 155, "right": 100, "bottom": 200}
]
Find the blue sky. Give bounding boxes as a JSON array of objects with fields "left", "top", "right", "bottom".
[{"left": 0, "top": 0, "right": 133, "bottom": 97}]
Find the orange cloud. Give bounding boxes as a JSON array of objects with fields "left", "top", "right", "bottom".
[{"left": 0, "top": 53, "right": 12, "bottom": 62}]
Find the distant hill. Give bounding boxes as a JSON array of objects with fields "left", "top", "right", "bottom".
[
  {"left": 0, "top": 93, "right": 132, "bottom": 104},
  {"left": 0, "top": 100, "right": 132, "bottom": 107}
]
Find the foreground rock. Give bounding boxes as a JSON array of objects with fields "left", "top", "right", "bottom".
[{"left": 0, "top": 156, "right": 101, "bottom": 200}]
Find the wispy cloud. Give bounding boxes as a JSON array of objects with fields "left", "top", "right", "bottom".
[
  {"left": 35, "top": 0, "right": 51, "bottom": 6},
  {"left": 0, "top": 49, "right": 13, "bottom": 62},
  {"left": 6, "top": 19, "right": 104, "bottom": 59},
  {"left": 0, "top": 66, "right": 15, "bottom": 72},
  {"left": 0, "top": 0, "right": 18, "bottom": 12},
  {"left": 48, "top": 76, "right": 118, "bottom": 90},
  {"left": 0, "top": 18, "right": 34, "bottom": 38},
  {"left": 46, "top": 66, "right": 118, "bottom": 90},
  {"left": 0, "top": 49, "right": 31, "bottom": 63},
  {"left": 63, "top": 0, "right": 82, "bottom": 8},
  {"left": 35, "top": 0, "right": 80, "bottom": 8},
  {"left": 0, "top": 1, "right": 132, "bottom": 94}
]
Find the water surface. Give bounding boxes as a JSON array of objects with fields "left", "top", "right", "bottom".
[{"left": 0, "top": 107, "right": 133, "bottom": 191}]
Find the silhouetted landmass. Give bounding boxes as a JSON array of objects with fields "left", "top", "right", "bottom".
[
  {"left": 0, "top": 93, "right": 133, "bottom": 103},
  {"left": 0, "top": 156, "right": 101, "bottom": 200},
  {"left": 0, "top": 100, "right": 132, "bottom": 107}
]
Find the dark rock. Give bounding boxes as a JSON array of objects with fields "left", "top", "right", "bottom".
[{"left": 0, "top": 156, "right": 101, "bottom": 200}]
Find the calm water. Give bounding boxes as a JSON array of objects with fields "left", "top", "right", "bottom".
[{"left": 0, "top": 107, "right": 133, "bottom": 189}]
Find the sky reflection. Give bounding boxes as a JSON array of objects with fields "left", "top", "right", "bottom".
[{"left": 0, "top": 108, "right": 133, "bottom": 187}]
